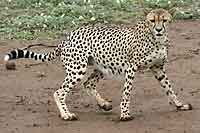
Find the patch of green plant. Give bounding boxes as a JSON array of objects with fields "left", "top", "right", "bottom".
[
  {"left": 0, "top": 0, "right": 199, "bottom": 40},
  {"left": 142, "top": 0, "right": 200, "bottom": 19}
]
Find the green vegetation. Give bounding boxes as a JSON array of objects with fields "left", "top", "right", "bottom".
[{"left": 0, "top": 0, "right": 199, "bottom": 40}]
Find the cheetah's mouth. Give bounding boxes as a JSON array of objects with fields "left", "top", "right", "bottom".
[{"left": 156, "top": 33, "right": 163, "bottom": 36}]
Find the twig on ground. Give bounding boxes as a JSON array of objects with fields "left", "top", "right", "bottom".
[{"left": 22, "top": 43, "right": 57, "bottom": 50}]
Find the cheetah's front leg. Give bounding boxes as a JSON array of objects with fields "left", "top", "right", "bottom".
[
  {"left": 120, "top": 66, "right": 136, "bottom": 121},
  {"left": 151, "top": 65, "right": 193, "bottom": 111}
]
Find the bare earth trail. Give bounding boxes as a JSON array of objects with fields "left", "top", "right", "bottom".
[{"left": 0, "top": 20, "right": 200, "bottom": 133}]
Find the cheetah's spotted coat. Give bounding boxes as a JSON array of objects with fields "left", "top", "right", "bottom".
[{"left": 4, "top": 9, "right": 192, "bottom": 121}]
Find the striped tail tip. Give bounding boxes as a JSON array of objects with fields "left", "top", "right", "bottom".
[
  {"left": 4, "top": 49, "right": 27, "bottom": 61},
  {"left": 4, "top": 54, "right": 10, "bottom": 61}
]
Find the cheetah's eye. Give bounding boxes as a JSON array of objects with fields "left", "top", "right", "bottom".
[
  {"left": 150, "top": 19, "right": 155, "bottom": 23},
  {"left": 163, "top": 19, "right": 167, "bottom": 22}
]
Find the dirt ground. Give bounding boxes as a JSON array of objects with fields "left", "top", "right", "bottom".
[{"left": 0, "top": 20, "right": 200, "bottom": 133}]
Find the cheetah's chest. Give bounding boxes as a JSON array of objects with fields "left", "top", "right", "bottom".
[{"left": 139, "top": 46, "right": 167, "bottom": 70}]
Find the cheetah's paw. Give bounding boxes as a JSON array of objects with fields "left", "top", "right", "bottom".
[
  {"left": 59, "top": 113, "right": 78, "bottom": 121},
  {"left": 120, "top": 115, "right": 134, "bottom": 121},
  {"left": 176, "top": 103, "right": 193, "bottom": 111},
  {"left": 98, "top": 102, "right": 112, "bottom": 111}
]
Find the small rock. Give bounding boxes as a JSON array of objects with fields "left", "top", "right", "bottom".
[
  {"left": 32, "top": 110, "right": 37, "bottom": 113},
  {"left": 83, "top": 103, "right": 90, "bottom": 108},
  {"left": 15, "top": 96, "right": 26, "bottom": 105},
  {"left": 47, "top": 100, "right": 51, "bottom": 105},
  {"left": 5, "top": 62, "right": 16, "bottom": 70},
  {"left": 36, "top": 72, "right": 46, "bottom": 78},
  {"left": 104, "top": 97, "right": 112, "bottom": 102},
  {"left": 190, "top": 49, "right": 200, "bottom": 55},
  {"left": 33, "top": 123, "right": 39, "bottom": 127},
  {"left": 139, "top": 110, "right": 143, "bottom": 113},
  {"left": 24, "top": 64, "right": 31, "bottom": 68},
  {"left": 74, "top": 105, "right": 79, "bottom": 109},
  {"left": 180, "top": 33, "right": 187, "bottom": 37},
  {"left": 185, "top": 36, "right": 192, "bottom": 40}
]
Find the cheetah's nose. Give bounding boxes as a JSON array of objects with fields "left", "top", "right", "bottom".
[{"left": 155, "top": 28, "right": 162, "bottom": 32}]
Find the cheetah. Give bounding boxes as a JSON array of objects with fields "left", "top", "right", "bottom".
[{"left": 4, "top": 9, "right": 192, "bottom": 121}]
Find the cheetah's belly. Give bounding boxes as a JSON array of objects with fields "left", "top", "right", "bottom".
[{"left": 94, "top": 63, "right": 128, "bottom": 80}]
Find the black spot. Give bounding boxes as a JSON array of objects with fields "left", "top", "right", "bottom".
[
  {"left": 122, "top": 110, "right": 128, "bottom": 113},
  {"left": 25, "top": 51, "right": 30, "bottom": 58},
  {"left": 77, "top": 66, "right": 81, "bottom": 69},
  {"left": 128, "top": 75, "right": 134, "bottom": 80},
  {"left": 34, "top": 55, "right": 37, "bottom": 60},
  {"left": 78, "top": 71, "right": 85, "bottom": 75},
  {"left": 39, "top": 54, "right": 42, "bottom": 60},
  {"left": 44, "top": 55, "right": 47, "bottom": 60},
  {"left": 31, "top": 52, "right": 34, "bottom": 58},
  {"left": 11, "top": 50, "right": 17, "bottom": 59},
  {"left": 132, "top": 67, "right": 137, "bottom": 72},
  {"left": 82, "top": 64, "right": 86, "bottom": 68},
  {"left": 18, "top": 49, "right": 24, "bottom": 58},
  {"left": 157, "top": 75, "right": 165, "bottom": 81},
  {"left": 72, "top": 71, "right": 76, "bottom": 75},
  {"left": 166, "top": 90, "right": 173, "bottom": 96},
  {"left": 163, "top": 85, "right": 166, "bottom": 88},
  {"left": 72, "top": 82, "right": 76, "bottom": 85}
]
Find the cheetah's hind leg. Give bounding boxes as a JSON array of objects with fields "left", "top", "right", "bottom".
[
  {"left": 54, "top": 59, "right": 88, "bottom": 121},
  {"left": 83, "top": 69, "right": 112, "bottom": 111}
]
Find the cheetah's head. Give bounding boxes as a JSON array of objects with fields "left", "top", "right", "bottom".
[{"left": 145, "top": 8, "right": 175, "bottom": 41}]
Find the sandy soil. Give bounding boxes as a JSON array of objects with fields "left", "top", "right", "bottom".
[{"left": 0, "top": 20, "right": 200, "bottom": 133}]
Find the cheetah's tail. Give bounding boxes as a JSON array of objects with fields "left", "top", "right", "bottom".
[{"left": 4, "top": 47, "right": 61, "bottom": 62}]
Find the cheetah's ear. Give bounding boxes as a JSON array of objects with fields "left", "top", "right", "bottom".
[
  {"left": 168, "top": 7, "right": 177, "bottom": 17},
  {"left": 143, "top": 8, "right": 152, "bottom": 16}
]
